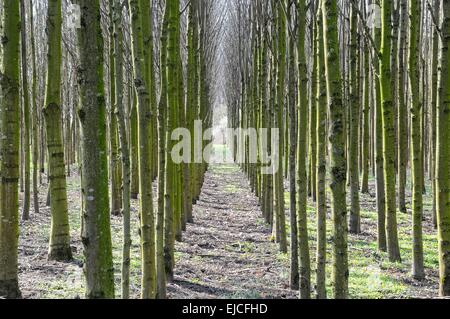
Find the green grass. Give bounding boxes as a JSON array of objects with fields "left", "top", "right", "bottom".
[
  {"left": 210, "top": 164, "right": 239, "bottom": 174},
  {"left": 280, "top": 177, "right": 438, "bottom": 299},
  {"left": 33, "top": 163, "right": 438, "bottom": 299}
]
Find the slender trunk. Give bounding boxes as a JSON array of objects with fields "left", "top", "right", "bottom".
[
  {"left": 112, "top": 0, "right": 131, "bottom": 299},
  {"left": 287, "top": 0, "right": 299, "bottom": 290},
  {"left": 0, "top": 0, "right": 22, "bottom": 299},
  {"left": 315, "top": 3, "right": 327, "bottom": 299},
  {"left": 156, "top": 4, "right": 169, "bottom": 298},
  {"left": 76, "top": 0, "right": 115, "bottom": 299},
  {"left": 20, "top": 0, "right": 31, "bottom": 221},
  {"left": 398, "top": 0, "right": 408, "bottom": 214},
  {"left": 128, "top": 0, "right": 156, "bottom": 299},
  {"left": 29, "top": 0, "right": 39, "bottom": 216},
  {"left": 436, "top": 0, "right": 450, "bottom": 297},
  {"left": 380, "top": 0, "right": 401, "bottom": 263},
  {"left": 348, "top": 6, "right": 361, "bottom": 234},
  {"left": 409, "top": 0, "right": 424, "bottom": 279},
  {"left": 44, "top": 0, "right": 72, "bottom": 262},
  {"left": 275, "top": 1, "right": 287, "bottom": 254},
  {"left": 322, "top": 0, "right": 348, "bottom": 299}
]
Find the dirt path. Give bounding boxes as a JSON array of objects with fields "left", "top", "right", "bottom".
[
  {"left": 17, "top": 163, "right": 295, "bottom": 299},
  {"left": 168, "top": 164, "right": 296, "bottom": 299}
]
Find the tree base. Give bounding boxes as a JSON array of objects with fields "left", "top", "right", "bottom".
[
  {"left": 111, "top": 209, "right": 121, "bottom": 217},
  {"left": 0, "top": 279, "right": 21, "bottom": 299},
  {"left": 48, "top": 246, "right": 73, "bottom": 262},
  {"left": 412, "top": 269, "right": 425, "bottom": 281},
  {"left": 165, "top": 271, "right": 174, "bottom": 284}
]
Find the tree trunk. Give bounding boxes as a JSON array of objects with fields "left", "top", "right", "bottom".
[
  {"left": 128, "top": 0, "right": 156, "bottom": 299},
  {"left": 0, "top": 0, "right": 22, "bottom": 299},
  {"left": 409, "top": 0, "right": 424, "bottom": 280},
  {"left": 315, "top": 3, "right": 327, "bottom": 299},
  {"left": 76, "top": 0, "right": 115, "bottom": 299},
  {"left": 29, "top": 0, "right": 40, "bottom": 216},
  {"left": 321, "top": 0, "right": 348, "bottom": 299},
  {"left": 287, "top": 0, "right": 299, "bottom": 291},
  {"left": 380, "top": 0, "right": 401, "bottom": 263},
  {"left": 112, "top": 0, "right": 131, "bottom": 299},
  {"left": 44, "top": 0, "right": 72, "bottom": 262},
  {"left": 20, "top": 0, "right": 31, "bottom": 221},
  {"left": 436, "top": 0, "right": 450, "bottom": 297},
  {"left": 348, "top": 6, "right": 361, "bottom": 234}
]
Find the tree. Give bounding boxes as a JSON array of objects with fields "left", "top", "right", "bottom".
[
  {"left": 0, "top": 0, "right": 22, "bottom": 299},
  {"left": 29, "top": 0, "right": 39, "bottom": 217},
  {"left": 315, "top": 1, "right": 327, "bottom": 299},
  {"left": 128, "top": 0, "right": 156, "bottom": 298},
  {"left": 76, "top": 0, "right": 115, "bottom": 298},
  {"left": 321, "top": 0, "right": 348, "bottom": 299},
  {"left": 44, "top": 0, "right": 72, "bottom": 262},
  {"left": 164, "top": 0, "right": 181, "bottom": 282},
  {"left": 287, "top": 0, "right": 299, "bottom": 291},
  {"left": 409, "top": 0, "right": 424, "bottom": 280},
  {"left": 397, "top": 0, "right": 408, "bottom": 214},
  {"left": 112, "top": 0, "right": 131, "bottom": 299},
  {"left": 373, "top": 10, "right": 387, "bottom": 252},
  {"left": 348, "top": 4, "right": 361, "bottom": 234},
  {"left": 20, "top": 0, "right": 31, "bottom": 221},
  {"left": 430, "top": 0, "right": 440, "bottom": 229},
  {"left": 436, "top": 0, "right": 450, "bottom": 297},
  {"left": 156, "top": 1, "right": 169, "bottom": 298},
  {"left": 108, "top": 2, "right": 122, "bottom": 217},
  {"left": 296, "top": 0, "right": 311, "bottom": 299},
  {"left": 380, "top": 0, "right": 401, "bottom": 263},
  {"left": 275, "top": 0, "right": 287, "bottom": 254}
]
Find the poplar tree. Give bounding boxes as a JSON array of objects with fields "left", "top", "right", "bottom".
[
  {"left": 156, "top": 2, "right": 169, "bottom": 298},
  {"left": 373, "top": 13, "right": 387, "bottom": 252},
  {"left": 409, "top": 0, "right": 424, "bottom": 280},
  {"left": 109, "top": 1, "right": 121, "bottom": 217},
  {"left": 20, "top": 0, "right": 31, "bottom": 221},
  {"left": 76, "top": 0, "right": 115, "bottom": 299},
  {"left": 380, "top": 0, "right": 401, "bottom": 262},
  {"left": 44, "top": 0, "right": 72, "bottom": 262},
  {"left": 112, "top": 0, "right": 131, "bottom": 299},
  {"left": 287, "top": 0, "right": 299, "bottom": 290},
  {"left": 397, "top": 0, "right": 408, "bottom": 214},
  {"left": 321, "top": 0, "right": 348, "bottom": 299},
  {"left": 296, "top": 0, "right": 311, "bottom": 299},
  {"left": 164, "top": 0, "right": 180, "bottom": 282},
  {"left": 315, "top": 1, "right": 327, "bottom": 299},
  {"left": 348, "top": 5, "right": 361, "bottom": 234},
  {"left": 275, "top": 0, "right": 287, "bottom": 254},
  {"left": 436, "top": 0, "right": 450, "bottom": 297},
  {"left": 0, "top": 0, "right": 21, "bottom": 299},
  {"left": 128, "top": 0, "right": 156, "bottom": 299},
  {"left": 29, "top": 0, "right": 39, "bottom": 217}
]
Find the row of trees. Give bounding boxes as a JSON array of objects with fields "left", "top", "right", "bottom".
[
  {"left": 224, "top": 0, "right": 449, "bottom": 298},
  {"left": 0, "top": 0, "right": 221, "bottom": 298}
]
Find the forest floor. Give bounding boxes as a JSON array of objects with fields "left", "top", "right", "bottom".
[{"left": 16, "top": 148, "right": 440, "bottom": 299}]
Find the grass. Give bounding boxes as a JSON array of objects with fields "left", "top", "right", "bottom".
[
  {"left": 29, "top": 163, "right": 438, "bottom": 299},
  {"left": 279, "top": 177, "right": 439, "bottom": 299}
]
